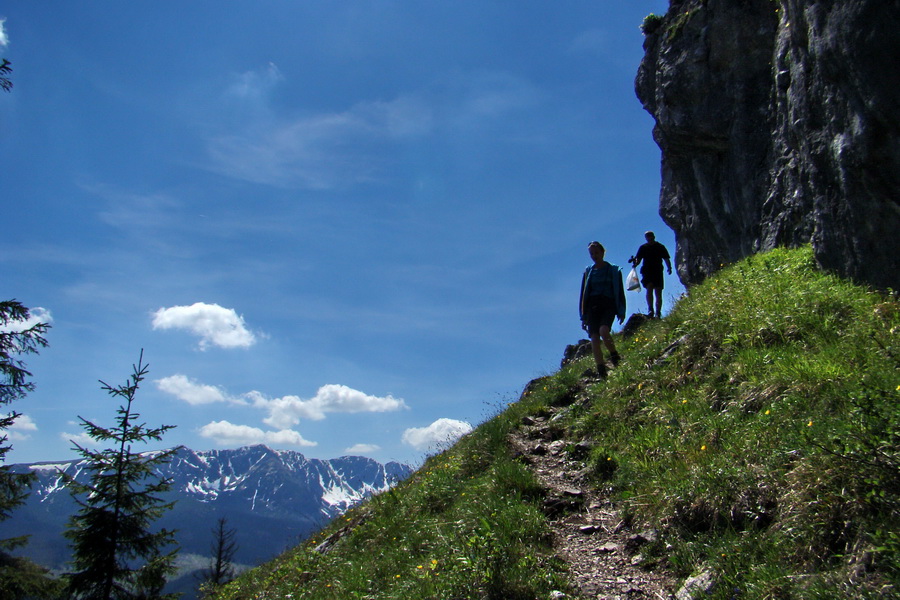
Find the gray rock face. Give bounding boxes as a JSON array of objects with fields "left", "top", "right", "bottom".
[{"left": 636, "top": 0, "right": 900, "bottom": 290}]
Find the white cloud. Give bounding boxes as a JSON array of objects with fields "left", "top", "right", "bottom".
[
  {"left": 152, "top": 302, "right": 256, "bottom": 350},
  {"left": 156, "top": 374, "right": 236, "bottom": 405},
  {"left": 0, "top": 19, "right": 8, "bottom": 49},
  {"left": 0, "top": 307, "right": 53, "bottom": 333},
  {"left": 252, "top": 384, "right": 408, "bottom": 428},
  {"left": 344, "top": 443, "right": 380, "bottom": 455},
  {"left": 402, "top": 418, "right": 472, "bottom": 451},
  {"left": 5, "top": 414, "right": 38, "bottom": 441},
  {"left": 6, "top": 413, "right": 37, "bottom": 431},
  {"left": 60, "top": 431, "right": 100, "bottom": 448},
  {"left": 198, "top": 420, "right": 316, "bottom": 448}
]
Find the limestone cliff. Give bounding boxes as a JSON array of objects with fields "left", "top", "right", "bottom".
[{"left": 636, "top": 0, "right": 900, "bottom": 290}]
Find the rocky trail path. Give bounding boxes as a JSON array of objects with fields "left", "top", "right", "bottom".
[{"left": 509, "top": 378, "right": 678, "bottom": 600}]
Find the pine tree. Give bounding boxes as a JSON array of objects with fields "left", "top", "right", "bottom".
[
  {"left": 63, "top": 351, "right": 181, "bottom": 600},
  {"left": 0, "top": 58, "right": 12, "bottom": 92},
  {"left": 197, "top": 517, "right": 238, "bottom": 597},
  {"left": 0, "top": 551, "right": 66, "bottom": 600},
  {"left": 0, "top": 300, "right": 50, "bottom": 550},
  {"left": 0, "top": 300, "right": 58, "bottom": 598}
]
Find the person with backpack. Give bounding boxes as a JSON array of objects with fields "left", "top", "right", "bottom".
[
  {"left": 630, "top": 231, "right": 672, "bottom": 319},
  {"left": 579, "top": 241, "right": 626, "bottom": 378}
]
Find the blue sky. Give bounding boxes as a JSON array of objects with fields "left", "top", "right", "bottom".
[{"left": 1, "top": 1, "right": 679, "bottom": 467}]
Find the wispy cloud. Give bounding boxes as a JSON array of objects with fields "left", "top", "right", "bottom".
[
  {"left": 250, "top": 384, "right": 408, "bottom": 428},
  {"left": 86, "top": 183, "right": 182, "bottom": 232},
  {"left": 198, "top": 420, "right": 316, "bottom": 448},
  {"left": 448, "top": 70, "right": 541, "bottom": 124},
  {"left": 402, "top": 418, "right": 472, "bottom": 451},
  {"left": 152, "top": 302, "right": 257, "bottom": 350},
  {"left": 0, "top": 19, "right": 8, "bottom": 49},
  {"left": 206, "top": 94, "right": 433, "bottom": 190},
  {"left": 203, "top": 64, "right": 541, "bottom": 190},
  {"left": 225, "top": 62, "right": 284, "bottom": 103},
  {"left": 568, "top": 28, "right": 610, "bottom": 55}
]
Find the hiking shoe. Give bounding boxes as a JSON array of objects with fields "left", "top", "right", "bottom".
[
  {"left": 596, "top": 364, "right": 608, "bottom": 379},
  {"left": 610, "top": 352, "right": 621, "bottom": 367}
]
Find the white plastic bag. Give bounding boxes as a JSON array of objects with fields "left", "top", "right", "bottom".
[{"left": 626, "top": 268, "right": 641, "bottom": 292}]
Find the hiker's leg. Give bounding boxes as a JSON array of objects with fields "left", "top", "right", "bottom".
[
  {"left": 654, "top": 288, "right": 664, "bottom": 317},
  {"left": 589, "top": 331, "right": 605, "bottom": 370},
  {"left": 599, "top": 324, "right": 617, "bottom": 355},
  {"left": 644, "top": 287, "right": 654, "bottom": 314}
]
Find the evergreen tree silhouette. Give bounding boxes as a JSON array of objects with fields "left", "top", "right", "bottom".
[
  {"left": 63, "top": 351, "right": 180, "bottom": 600},
  {"left": 197, "top": 517, "right": 238, "bottom": 598},
  {"left": 0, "top": 300, "right": 58, "bottom": 599}
]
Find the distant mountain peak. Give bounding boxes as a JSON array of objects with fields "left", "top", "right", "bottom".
[{"left": 4, "top": 446, "right": 414, "bottom": 569}]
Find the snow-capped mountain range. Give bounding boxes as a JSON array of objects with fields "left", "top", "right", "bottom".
[{"left": 2, "top": 445, "right": 413, "bottom": 569}]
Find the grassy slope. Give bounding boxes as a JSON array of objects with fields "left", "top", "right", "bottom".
[{"left": 210, "top": 247, "right": 899, "bottom": 600}]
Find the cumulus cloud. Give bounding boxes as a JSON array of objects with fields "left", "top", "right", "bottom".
[
  {"left": 251, "top": 384, "right": 408, "bottom": 429},
  {"left": 7, "top": 413, "right": 37, "bottom": 431},
  {"left": 156, "top": 374, "right": 237, "bottom": 405},
  {"left": 6, "top": 414, "right": 37, "bottom": 441},
  {"left": 198, "top": 420, "right": 316, "bottom": 448},
  {"left": 344, "top": 443, "right": 380, "bottom": 455},
  {"left": 402, "top": 418, "right": 472, "bottom": 451},
  {"left": 0, "top": 307, "right": 53, "bottom": 333},
  {"left": 152, "top": 302, "right": 256, "bottom": 350}
]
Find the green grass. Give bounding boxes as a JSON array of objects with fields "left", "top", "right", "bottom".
[{"left": 209, "top": 247, "right": 899, "bottom": 599}]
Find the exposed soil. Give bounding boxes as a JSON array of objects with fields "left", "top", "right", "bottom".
[{"left": 509, "top": 380, "right": 678, "bottom": 600}]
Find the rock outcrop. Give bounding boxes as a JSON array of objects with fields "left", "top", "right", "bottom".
[{"left": 636, "top": 0, "right": 900, "bottom": 290}]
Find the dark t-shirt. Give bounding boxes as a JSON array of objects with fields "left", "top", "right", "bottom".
[{"left": 635, "top": 241, "right": 670, "bottom": 273}]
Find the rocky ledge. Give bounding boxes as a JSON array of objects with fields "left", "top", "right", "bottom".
[{"left": 636, "top": 0, "right": 899, "bottom": 291}]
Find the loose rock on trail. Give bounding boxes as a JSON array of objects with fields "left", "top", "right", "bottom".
[{"left": 509, "top": 376, "right": 677, "bottom": 599}]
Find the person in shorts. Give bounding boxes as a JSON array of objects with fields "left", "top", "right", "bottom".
[
  {"left": 579, "top": 241, "right": 626, "bottom": 378},
  {"left": 630, "top": 231, "right": 672, "bottom": 319}
]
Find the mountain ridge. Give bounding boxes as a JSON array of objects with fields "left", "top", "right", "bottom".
[{"left": 2, "top": 444, "right": 413, "bottom": 571}]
